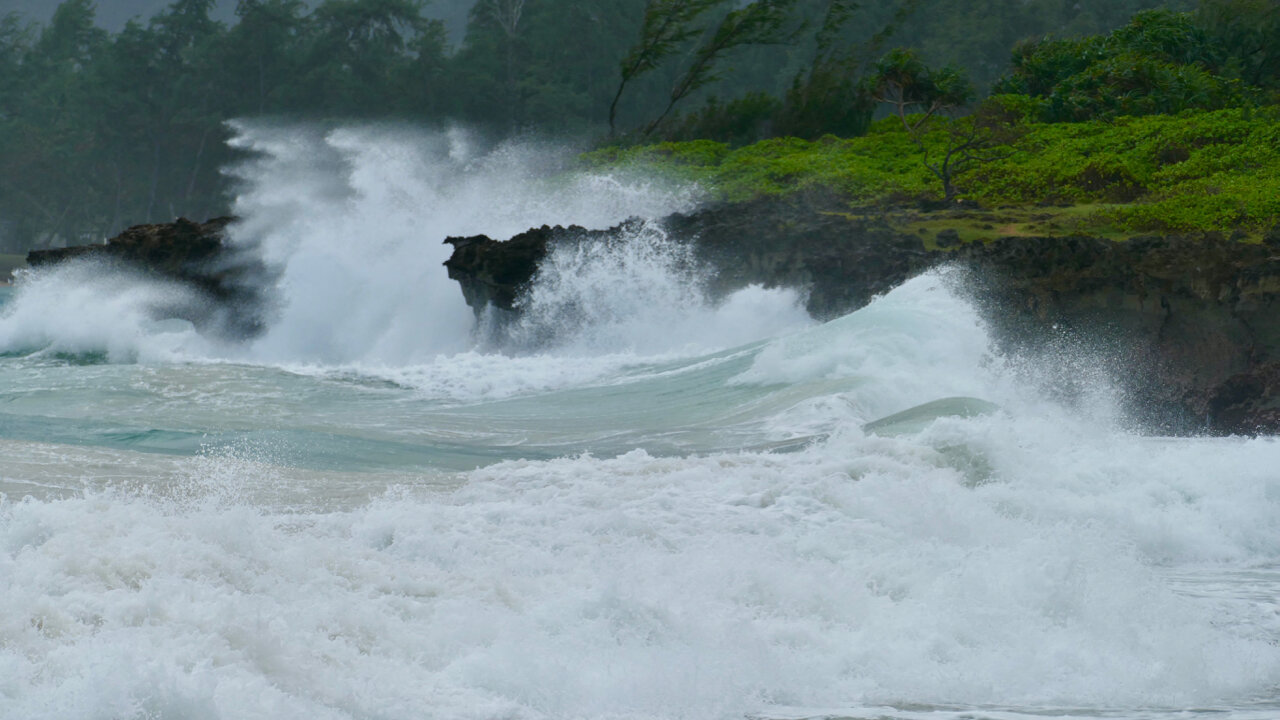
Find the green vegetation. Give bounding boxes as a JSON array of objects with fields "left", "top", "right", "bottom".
[
  {"left": 0, "top": 0, "right": 1274, "bottom": 250},
  {"left": 0, "top": 0, "right": 1216, "bottom": 251},
  {"left": 589, "top": 0, "right": 1279, "bottom": 241},
  {"left": 588, "top": 107, "right": 1280, "bottom": 238},
  {"left": 994, "top": 8, "right": 1272, "bottom": 121}
]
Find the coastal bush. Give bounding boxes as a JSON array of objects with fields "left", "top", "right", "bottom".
[
  {"left": 994, "top": 9, "right": 1258, "bottom": 121},
  {"left": 595, "top": 107, "right": 1280, "bottom": 234}
]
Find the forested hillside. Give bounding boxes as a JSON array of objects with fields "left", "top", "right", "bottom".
[{"left": 0, "top": 0, "right": 1264, "bottom": 250}]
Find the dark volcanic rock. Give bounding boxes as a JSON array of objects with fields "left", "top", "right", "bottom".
[
  {"left": 27, "top": 217, "right": 268, "bottom": 338},
  {"left": 958, "top": 233, "right": 1280, "bottom": 434},
  {"left": 443, "top": 195, "right": 935, "bottom": 320},
  {"left": 30, "top": 217, "right": 232, "bottom": 290},
  {"left": 662, "top": 193, "right": 935, "bottom": 319},
  {"left": 442, "top": 196, "right": 1280, "bottom": 435},
  {"left": 444, "top": 223, "right": 616, "bottom": 312}
]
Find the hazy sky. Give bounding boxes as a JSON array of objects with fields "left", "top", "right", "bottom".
[{"left": 0, "top": 0, "right": 475, "bottom": 40}]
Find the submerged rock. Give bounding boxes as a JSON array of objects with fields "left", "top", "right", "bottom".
[{"left": 26, "top": 217, "right": 268, "bottom": 338}]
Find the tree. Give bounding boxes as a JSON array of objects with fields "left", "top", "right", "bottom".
[
  {"left": 866, "top": 47, "right": 972, "bottom": 130},
  {"left": 1196, "top": 0, "right": 1280, "bottom": 91},
  {"left": 865, "top": 48, "right": 987, "bottom": 200},
  {"left": 519, "top": 1, "right": 643, "bottom": 130},
  {"left": 223, "top": 0, "right": 309, "bottom": 114},
  {"left": 30, "top": 0, "right": 106, "bottom": 72},
  {"left": 774, "top": 0, "right": 917, "bottom": 139},
  {"left": 609, "top": 0, "right": 722, "bottom": 136},
  {"left": 303, "top": 0, "right": 430, "bottom": 116},
  {"left": 3, "top": 0, "right": 110, "bottom": 245},
  {"left": 0, "top": 13, "right": 30, "bottom": 113},
  {"left": 641, "top": 0, "right": 799, "bottom": 136},
  {"left": 992, "top": 9, "right": 1253, "bottom": 122},
  {"left": 481, "top": 0, "right": 526, "bottom": 126}
]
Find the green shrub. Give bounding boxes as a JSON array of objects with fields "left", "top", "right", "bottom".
[
  {"left": 995, "top": 9, "right": 1258, "bottom": 121},
  {"left": 589, "top": 107, "right": 1280, "bottom": 235}
]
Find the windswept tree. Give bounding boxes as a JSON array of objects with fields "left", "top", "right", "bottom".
[
  {"left": 608, "top": 0, "right": 722, "bottom": 136},
  {"left": 866, "top": 47, "right": 972, "bottom": 129},
  {"left": 641, "top": 0, "right": 799, "bottom": 136},
  {"left": 866, "top": 47, "right": 991, "bottom": 200},
  {"left": 775, "top": 0, "right": 918, "bottom": 139}
]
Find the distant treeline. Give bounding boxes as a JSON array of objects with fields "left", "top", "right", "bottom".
[{"left": 3, "top": 0, "right": 1273, "bottom": 249}]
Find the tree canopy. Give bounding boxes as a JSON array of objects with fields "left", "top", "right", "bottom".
[{"left": 0, "top": 0, "right": 1272, "bottom": 250}]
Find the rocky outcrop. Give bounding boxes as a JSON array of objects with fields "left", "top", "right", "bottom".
[
  {"left": 445, "top": 223, "right": 614, "bottom": 313},
  {"left": 443, "top": 194, "right": 936, "bottom": 320},
  {"left": 26, "top": 217, "right": 268, "bottom": 337},
  {"left": 662, "top": 193, "right": 936, "bottom": 318},
  {"left": 958, "top": 233, "right": 1280, "bottom": 434},
  {"left": 442, "top": 198, "right": 1280, "bottom": 435}
]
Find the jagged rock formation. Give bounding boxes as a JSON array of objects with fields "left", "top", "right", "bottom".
[
  {"left": 26, "top": 205, "right": 1279, "bottom": 434},
  {"left": 662, "top": 194, "right": 936, "bottom": 319},
  {"left": 445, "top": 223, "right": 612, "bottom": 313},
  {"left": 958, "top": 233, "right": 1280, "bottom": 434},
  {"left": 443, "top": 195, "right": 936, "bottom": 320},
  {"left": 26, "top": 217, "right": 268, "bottom": 337},
  {"left": 443, "top": 198, "right": 1280, "bottom": 435}
]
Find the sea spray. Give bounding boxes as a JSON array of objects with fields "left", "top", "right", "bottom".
[
  {"left": 225, "top": 123, "right": 706, "bottom": 365},
  {"left": 0, "top": 261, "right": 213, "bottom": 362},
  {"left": 0, "top": 124, "right": 707, "bottom": 365},
  {"left": 498, "top": 218, "right": 812, "bottom": 355}
]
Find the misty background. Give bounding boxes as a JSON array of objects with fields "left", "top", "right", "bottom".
[
  {"left": 0, "top": 0, "right": 476, "bottom": 38},
  {"left": 0, "top": 0, "right": 1200, "bottom": 252}
]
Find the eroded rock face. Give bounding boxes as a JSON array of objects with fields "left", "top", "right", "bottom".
[
  {"left": 443, "top": 223, "right": 616, "bottom": 313},
  {"left": 662, "top": 193, "right": 935, "bottom": 319},
  {"left": 959, "top": 233, "right": 1280, "bottom": 434},
  {"left": 442, "top": 195, "right": 936, "bottom": 320},
  {"left": 442, "top": 199, "right": 1280, "bottom": 435},
  {"left": 26, "top": 217, "right": 269, "bottom": 338}
]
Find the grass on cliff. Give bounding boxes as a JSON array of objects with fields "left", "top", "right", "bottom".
[{"left": 583, "top": 107, "right": 1280, "bottom": 239}]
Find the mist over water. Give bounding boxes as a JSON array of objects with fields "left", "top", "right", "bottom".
[{"left": 1, "top": 126, "right": 1280, "bottom": 720}]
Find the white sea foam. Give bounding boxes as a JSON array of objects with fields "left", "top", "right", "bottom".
[
  {"left": 0, "top": 124, "right": 723, "bottom": 367},
  {"left": 502, "top": 219, "right": 812, "bottom": 356},
  {"left": 4, "top": 416, "right": 1280, "bottom": 719},
  {"left": 226, "top": 123, "right": 710, "bottom": 366},
  {"left": 0, "top": 261, "right": 214, "bottom": 362}
]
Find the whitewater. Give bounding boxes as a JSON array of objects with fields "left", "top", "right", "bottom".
[{"left": 1, "top": 124, "right": 1279, "bottom": 720}]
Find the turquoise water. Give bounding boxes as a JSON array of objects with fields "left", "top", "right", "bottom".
[{"left": 2, "top": 128, "right": 1279, "bottom": 720}]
